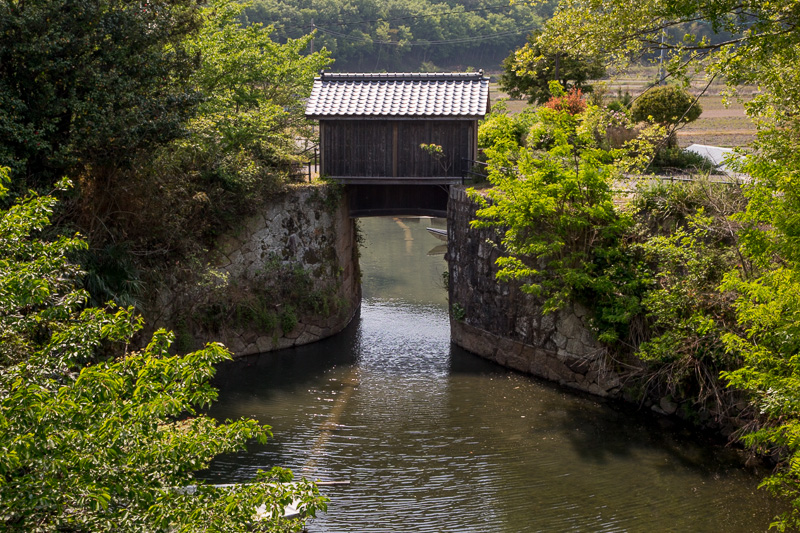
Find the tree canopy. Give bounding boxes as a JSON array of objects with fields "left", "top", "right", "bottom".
[
  {"left": 536, "top": 0, "right": 799, "bottom": 156},
  {"left": 242, "top": 0, "right": 554, "bottom": 71},
  {"left": 495, "top": 2, "right": 800, "bottom": 528},
  {"left": 0, "top": 171, "right": 327, "bottom": 531},
  {"left": 0, "top": 0, "right": 202, "bottom": 189},
  {"left": 499, "top": 33, "right": 605, "bottom": 104},
  {"left": 0, "top": 1, "right": 333, "bottom": 529}
]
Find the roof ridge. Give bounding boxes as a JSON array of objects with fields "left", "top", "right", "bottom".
[{"left": 317, "top": 71, "right": 486, "bottom": 82}]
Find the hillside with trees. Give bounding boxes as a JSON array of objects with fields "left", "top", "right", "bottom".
[{"left": 242, "top": 0, "right": 554, "bottom": 72}]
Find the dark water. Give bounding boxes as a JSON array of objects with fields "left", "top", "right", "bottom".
[{"left": 203, "top": 217, "right": 780, "bottom": 532}]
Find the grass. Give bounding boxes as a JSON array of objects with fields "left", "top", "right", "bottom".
[{"left": 489, "top": 67, "right": 757, "bottom": 149}]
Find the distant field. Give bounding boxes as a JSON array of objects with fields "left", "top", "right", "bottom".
[{"left": 489, "top": 69, "right": 757, "bottom": 149}]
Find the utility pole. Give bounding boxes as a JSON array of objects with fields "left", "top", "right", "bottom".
[
  {"left": 659, "top": 31, "right": 666, "bottom": 85},
  {"left": 310, "top": 19, "right": 315, "bottom": 54}
]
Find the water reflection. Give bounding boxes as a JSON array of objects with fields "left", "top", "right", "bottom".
[{"left": 204, "top": 217, "right": 780, "bottom": 532}]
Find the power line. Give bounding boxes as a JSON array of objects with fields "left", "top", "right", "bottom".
[
  {"left": 326, "top": 2, "right": 525, "bottom": 27},
  {"left": 314, "top": 24, "right": 538, "bottom": 46}
]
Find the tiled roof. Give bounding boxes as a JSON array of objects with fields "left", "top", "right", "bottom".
[{"left": 305, "top": 72, "right": 490, "bottom": 118}]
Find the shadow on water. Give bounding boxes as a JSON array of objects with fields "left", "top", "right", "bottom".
[
  {"left": 211, "top": 311, "right": 362, "bottom": 395},
  {"left": 201, "top": 217, "right": 783, "bottom": 532},
  {"left": 450, "top": 341, "right": 762, "bottom": 478}
]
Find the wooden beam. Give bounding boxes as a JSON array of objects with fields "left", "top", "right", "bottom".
[
  {"left": 319, "top": 121, "right": 326, "bottom": 176},
  {"left": 392, "top": 122, "right": 398, "bottom": 178},
  {"left": 327, "top": 176, "right": 463, "bottom": 185}
]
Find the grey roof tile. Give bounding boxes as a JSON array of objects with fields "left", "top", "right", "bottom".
[{"left": 305, "top": 72, "right": 489, "bottom": 118}]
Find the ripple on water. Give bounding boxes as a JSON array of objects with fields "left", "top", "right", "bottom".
[{"left": 202, "top": 217, "right": 781, "bottom": 533}]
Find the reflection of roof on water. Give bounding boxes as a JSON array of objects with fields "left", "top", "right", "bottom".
[
  {"left": 427, "top": 244, "right": 447, "bottom": 256},
  {"left": 426, "top": 227, "right": 447, "bottom": 242}
]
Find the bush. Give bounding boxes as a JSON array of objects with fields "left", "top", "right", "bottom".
[
  {"left": 579, "top": 105, "right": 639, "bottom": 150},
  {"left": 544, "top": 87, "right": 587, "bottom": 115},
  {"left": 649, "top": 146, "right": 719, "bottom": 174},
  {"left": 478, "top": 104, "right": 537, "bottom": 150},
  {"left": 607, "top": 90, "right": 633, "bottom": 113},
  {"left": 632, "top": 85, "right": 702, "bottom": 125},
  {"left": 631, "top": 86, "right": 702, "bottom": 149}
]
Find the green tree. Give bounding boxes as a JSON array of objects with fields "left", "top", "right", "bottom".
[
  {"left": 536, "top": 0, "right": 799, "bottom": 162},
  {"left": 187, "top": 1, "right": 331, "bottom": 134},
  {"left": 0, "top": 169, "right": 326, "bottom": 531},
  {"left": 127, "top": 0, "right": 333, "bottom": 257},
  {"left": 470, "top": 101, "right": 653, "bottom": 343},
  {"left": 499, "top": 33, "right": 605, "bottom": 105},
  {"left": 183, "top": 0, "right": 330, "bottom": 171},
  {"left": 631, "top": 85, "right": 702, "bottom": 148},
  {"left": 537, "top": 1, "right": 800, "bottom": 527},
  {"left": 243, "top": 0, "right": 550, "bottom": 72},
  {"left": 0, "top": 0, "right": 202, "bottom": 189},
  {"left": 631, "top": 86, "right": 702, "bottom": 126},
  {"left": 716, "top": 152, "right": 800, "bottom": 530}
]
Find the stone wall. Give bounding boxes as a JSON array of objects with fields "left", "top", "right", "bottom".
[
  {"left": 149, "top": 184, "right": 360, "bottom": 357},
  {"left": 447, "top": 186, "right": 625, "bottom": 397}
]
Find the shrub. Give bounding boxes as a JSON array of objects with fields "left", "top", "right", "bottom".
[
  {"left": 279, "top": 305, "right": 298, "bottom": 334},
  {"left": 631, "top": 85, "right": 702, "bottom": 149},
  {"left": 607, "top": 90, "right": 633, "bottom": 113},
  {"left": 478, "top": 105, "right": 538, "bottom": 151},
  {"left": 544, "top": 87, "right": 587, "bottom": 115},
  {"left": 632, "top": 85, "right": 702, "bottom": 125},
  {"left": 650, "top": 146, "right": 719, "bottom": 174}
]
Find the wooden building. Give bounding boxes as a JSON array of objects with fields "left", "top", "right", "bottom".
[{"left": 305, "top": 71, "right": 490, "bottom": 185}]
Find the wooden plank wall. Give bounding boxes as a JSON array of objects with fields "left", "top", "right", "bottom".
[
  {"left": 397, "top": 120, "right": 471, "bottom": 178},
  {"left": 323, "top": 120, "right": 393, "bottom": 177},
  {"left": 322, "top": 119, "right": 473, "bottom": 178}
]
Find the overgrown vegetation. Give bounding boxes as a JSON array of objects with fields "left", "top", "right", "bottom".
[
  {"left": 184, "top": 256, "right": 346, "bottom": 345},
  {"left": 478, "top": 0, "right": 800, "bottom": 527},
  {"left": 0, "top": 172, "right": 327, "bottom": 531},
  {"left": 1, "top": 0, "right": 331, "bottom": 309},
  {"left": 476, "top": 82, "right": 761, "bottom": 469},
  {"left": 0, "top": 1, "right": 335, "bottom": 529},
  {"left": 631, "top": 85, "right": 702, "bottom": 148}
]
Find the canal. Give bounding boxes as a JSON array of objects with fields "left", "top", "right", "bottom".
[{"left": 203, "top": 216, "right": 780, "bottom": 532}]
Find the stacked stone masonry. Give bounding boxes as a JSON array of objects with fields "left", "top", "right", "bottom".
[
  {"left": 447, "top": 186, "right": 624, "bottom": 397},
  {"left": 214, "top": 185, "right": 360, "bottom": 356},
  {"left": 151, "top": 184, "right": 360, "bottom": 357}
]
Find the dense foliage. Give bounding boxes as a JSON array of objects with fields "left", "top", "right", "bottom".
[
  {"left": 241, "top": 0, "right": 554, "bottom": 71},
  {"left": 479, "top": 1, "right": 800, "bottom": 528},
  {"left": 499, "top": 32, "right": 605, "bottom": 104},
  {"left": 472, "top": 92, "right": 656, "bottom": 344},
  {"left": 0, "top": 0, "right": 202, "bottom": 190},
  {"left": 129, "top": 1, "right": 331, "bottom": 257},
  {"left": 630, "top": 85, "right": 702, "bottom": 148},
  {"left": 0, "top": 172, "right": 326, "bottom": 531},
  {"left": 0, "top": 1, "right": 332, "bottom": 530},
  {"left": 536, "top": 0, "right": 799, "bottom": 166},
  {"left": 474, "top": 86, "right": 751, "bottom": 442},
  {"left": 15, "top": 0, "right": 333, "bottom": 308}
]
